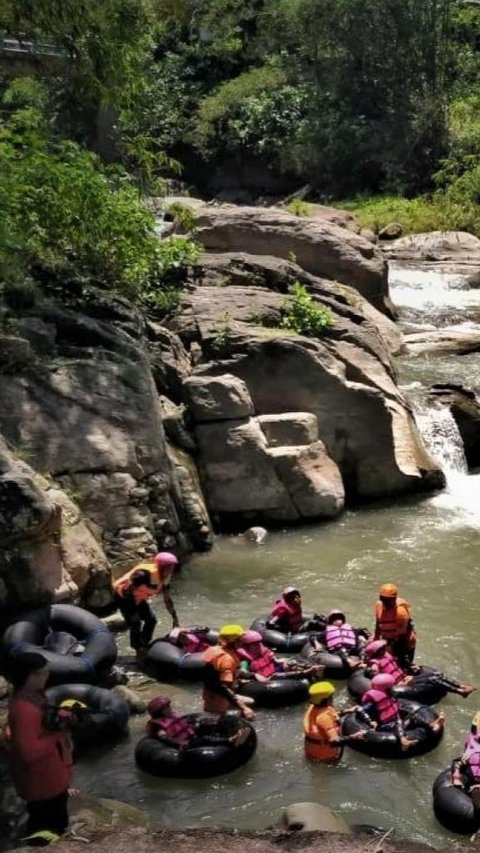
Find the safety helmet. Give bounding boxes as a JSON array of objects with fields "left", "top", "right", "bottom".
[
  {"left": 371, "top": 673, "right": 395, "bottom": 691},
  {"left": 147, "top": 695, "right": 171, "bottom": 716},
  {"left": 241, "top": 630, "right": 263, "bottom": 644},
  {"left": 219, "top": 624, "right": 245, "bottom": 640},
  {"left": 364, "top": 639, "right": 387, "bottom": 657},
  {"left": 154, "top": 552, "right": 179, "bottom": 567},
  {"left": 309, "top": 681, "right": 335, "bottom": 703},
  {"left": 59, "top": 699, "right": 88, "bottom": 711},
  {"left": 283, "top": 585, "right": 300, "bottom": 598},
  {"left": 471, "top": 712, "right": 480, "bottom": 736},
  {"left": 379, "top": 583, "right": 398, "bottom": 598},
  {"left": 327, "top": 609, "right": 345, "bottom": 624}
]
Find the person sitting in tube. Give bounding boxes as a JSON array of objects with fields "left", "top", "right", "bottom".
[
  {"left": 451, "top": 712, "right": 480, "bottom": 806},
  {"left": 166, "top": 626, "right": 211, "bottom": 655},
  {"left": 146, "top": 696, "right": 248, "bottom": 748},
  {"left": 266, "top": 586, "right": 325, "bottom": 635},
  {"left": 237, "top": 630, "right": 323, "bottom": 682},
  {"left": 307, "top": 609, "right": 368, "bottom": 670},
  {"left": 362, "top": 639, "right": 475, "bottom": 697},
  {"left": 202, "top": 625, "right": 256, "bottom": 721}
]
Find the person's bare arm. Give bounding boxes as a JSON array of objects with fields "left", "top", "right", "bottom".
[{"left": 162, "top": 587, "right": 179, "bottom": 628}]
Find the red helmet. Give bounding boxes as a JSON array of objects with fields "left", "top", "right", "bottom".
[
  {"left": 371, "top": 674, "right": 395, "bottom": 691},
  {"left": 154, "top": 552, "right": 178, "bottom": 567},
  {"left": 147, "top": 695, "right": 171, "bottom": 716}
]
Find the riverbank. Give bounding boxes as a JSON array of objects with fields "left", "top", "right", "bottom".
[{"left": 12, "top": 826, "right": 472, "bottom": 853}]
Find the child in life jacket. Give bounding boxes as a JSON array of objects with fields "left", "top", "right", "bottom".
[
  {"left": 146, "top": 697, "right": 248, "bottom": 749},
  {"left": 363, "top": 640, "right": 475, "bottom": 697},
  {"left": 237, "top": 631, "right": 323, "bottom": 682},
  {"left": 322, "top": 609, "right": 365, "bottom": 669},
  {"left": 451, "top": 713, "right": 480, "bottom": 806},
  {"left": 167, "top": 626, "right": 211, "bottom": 655},
  {"left": 267, "top": 586, "right": 325, "bottom": 635},
  {"left": 358, "top": 673, "right": 417, "bottom": 751}
]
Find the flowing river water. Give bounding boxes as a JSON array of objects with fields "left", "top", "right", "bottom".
[{"left": 75, "top": 261, "right": 480, "bottom": 848}]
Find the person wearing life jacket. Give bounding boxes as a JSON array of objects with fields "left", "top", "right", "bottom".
[
  {"left": 324, "top": 609, "right": 363, "bottom": 670},
  {"left": 202, "top": 624, "right": 256, "bottom": 721},
  {"left": 113, "top": 551, "right": 179, "bottom": 658},
  {"left": 237, "top": 631, "right": 322, "bottom": 682},
  {"left": 146, "top": 695, "right": 197, "bottom": 745},
  {"left": 374, "top": 583, "right": 416, "bottom": 667},
  {"left": 168, "top": 626, "right": 211, "bottom": 655},
  {"left": 452, "top": 712, "right": 480, "bottom": 807},
  {"left": 303, "top": 681, "right": 364, "bottom": 762},
  {"left": 267, "top": 586, "right": 325, "bottom": 635},
  {"left": 6, "top": 652, "right": 76, "bottom": 846},
  {"left": 359, "top": 673, "right": 422, "bottom": 751},
  {"left": 363, "top": 639, "right": 476, "bottom": 697}
]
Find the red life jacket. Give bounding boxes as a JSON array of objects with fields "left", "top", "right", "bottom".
[
  {"left": 237, "top": 645, "right": 276, "bottom": 678},
  {"left": 147, "top": 711, "right": 195, "bottom": 744},
  {"left": 463, "top": 742, "right": 480, "bottom": 782},
  {"left": 325, "top": 623, "right": 357, "bottom": 651},
  {"left": 362, "top": 688, "right": 400, "bottom": 725},
  {"left": 270, "top": 598, "right": 303, "bottom": 633},
  {"left": 370, "top": 651, "right": 404, "bottom": 684}
]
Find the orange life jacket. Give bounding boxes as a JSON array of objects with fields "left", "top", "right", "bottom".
[
  {"left": 374, "top": 598, "right": 412, "bottom": 641},
  {"left": 303, "top": 704, "right": 342, "bottom": 762},
  {"left": 202, "top": 645, "right": 240, "bottom": 714},
  {"left": 113, "top": 562, "right": 168, "bottom": 604}
]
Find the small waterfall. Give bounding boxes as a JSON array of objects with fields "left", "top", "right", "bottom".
[{"left": 414, "top": 406, "right": 467, "bottom": 475}]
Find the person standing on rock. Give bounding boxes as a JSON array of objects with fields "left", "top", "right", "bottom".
[
  {"left": 6, "top": 652, "right": 75, "bottom": 845},
  {"left": 374, "top": 583, "right": 416, "bottom": 667},
  {"left": 113, "top": 551, "right": 179, "bottom": 660}
]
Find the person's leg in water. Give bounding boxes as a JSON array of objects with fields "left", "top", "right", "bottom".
[{"left": 137, "top": 601, "right": 157, "bottom": 647}]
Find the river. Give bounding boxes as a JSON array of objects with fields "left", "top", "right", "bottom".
[{"left": 74, "top": 261, "right": 480, "bottom": 849}]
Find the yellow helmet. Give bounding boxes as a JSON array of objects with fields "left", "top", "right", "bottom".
[
  {"left": 59, "top": 699, "right": 88, "bottom": 711},
  {"left": 379, "top": 583, "right": 398, "bottom": 598},
  {"left": 219, "top": 623, "right": 244, "bottom": 639},
  {"left": 309, "top": 681, "right": 335, "bottom": 703}
]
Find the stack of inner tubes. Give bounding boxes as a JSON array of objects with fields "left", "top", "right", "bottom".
[
  {"left": 143, "top": 629, "right": 219, "bottom": 682},
  {"left": 237, "top": 676, "right": 309, "bottom": 708},
  {"left": 135, "top": 714, "right": 257, "bottom": 778},
  {"left": 46, "top": 683, "right": 130, "bottom": 747},
  {"left": 1, "top": 604, "right": 117, "bottom": 686},
  {"left": 341, "top": 700, "right": 444, "bottom": 759},
  {"left": 348, "top": 667, "right": 448, "bottom": 705},
  {"left": 433, "top": 768, "right": 479, "bottom": 834},
  {"left": 250, "top": 614, "right": 325, "bottom": 654}
]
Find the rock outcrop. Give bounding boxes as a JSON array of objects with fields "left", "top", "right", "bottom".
[
  {"left": 383, "top": 231, "right": 480, "bottom": 283},
  {"left": 172, "top": 252, "right": 443, "bottom": 524},
  {"left": 190, "top": 204, "right": 391, "bottom": 314},
  {"left": 429, "top": 384, "right": 480, "bottom": 469},
  {"left": 0, "top": 287, "right": 213, "bottom": 609}
]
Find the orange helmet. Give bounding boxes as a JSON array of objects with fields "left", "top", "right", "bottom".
[{"left": 379, "top": 583, "right": 398, "bottom": 598}]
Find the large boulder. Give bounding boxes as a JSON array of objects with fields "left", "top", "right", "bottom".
[
  {"left": 382, "top": 231, "right": 480, "bottom": 282},
  {"left": 429, "top": 383, "right": 480, "bottom": 469},
  {"left": 0, "top": 437, "right": 108, "bottom": 608},
  {"left": 192, "top": 205, "right": 391, "bottom": 314},
  {"left": 174, "top": 253, "right": 443, "bottom": 517}
]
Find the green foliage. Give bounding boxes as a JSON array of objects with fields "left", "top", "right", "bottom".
[
  {"left": 211, "top": 311, "right": 234, "bottom": 355},
  {"left": 285, "top": 198, "right": 314, "bottom": 218},
  {"left": 280, "top": 282, "right": 333, "bottom": 338},
  {"left": 338, "top": 195, "right": 442, "bottom": 235},
  {"left": 193, "top": 65, "right": 287, "bottom": 155},
  {"left": 140, "top": 237, "right": 201, "bottom": 318},
  {"left": 167, "top": 203, "right": 197, "bottom": 232}
]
